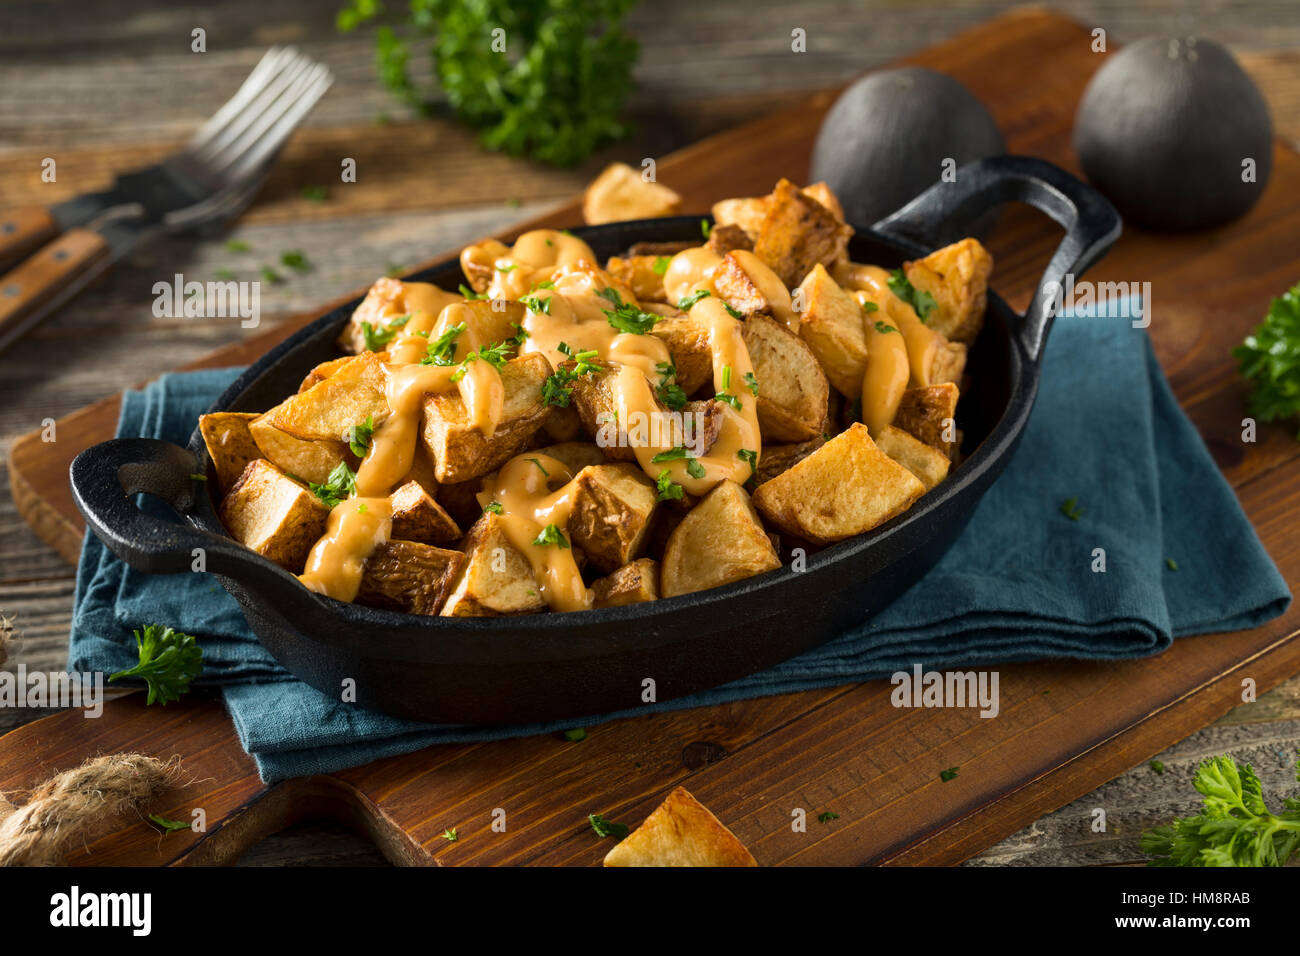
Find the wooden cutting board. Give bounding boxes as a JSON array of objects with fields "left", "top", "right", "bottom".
[{"left": 5, "top": 8, "right": 1300, "bottom": 866}]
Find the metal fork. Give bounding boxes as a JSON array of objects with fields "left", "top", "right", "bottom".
[{"left": 0, "top": 47, "right": 334, "bottom": 353}]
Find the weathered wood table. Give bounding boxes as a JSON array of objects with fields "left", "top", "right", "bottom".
[{"left": 1, "top": 0, "right": 1298, "bottom": 865}]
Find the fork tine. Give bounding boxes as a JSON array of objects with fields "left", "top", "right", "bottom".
[
  {"left": 185, "top": 47, "right": 299, "bottom": 153},
  {"left": 213, "top": 64, "right": 334, "bottom": 183},
  {"left": 187, "top": 52, "right": 316, "bottom": 170}
]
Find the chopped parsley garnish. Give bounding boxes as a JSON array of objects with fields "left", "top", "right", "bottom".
[
  {"left": 1235, "top": 281, "right": 1300, "bottom": 438},
  {"left": 598, "top": 287, "right": 659, "bottom": 335},
  {"left": 652, "top": 445, "right": 705, "bottom": 479},
  {"left": 495, "top": 262, "right": 518, "bottom": 273},
  {"left": 1150, "top": 760, "right": 1166, "bottom": 775},
  {"left": 721, "top": 365, "right": 732, "bottom": 390},
  {"left": 450, "top": 339, "right": 514, "bottom": 382},
  {"left": 700, "top": 218, "right": 712, "bottom": 238},
  {"left": 737, "top": 448, "right": 757, "bottom": 477},
  {"left": 562, "top": 728, "right": 588, "bottom": 742},
  {"left": 483, "top": 501, "right": 503, "bottom": 514},
  {"left": 817, "top": 811, "right": 839, "bottom": 824},
  {"left": 652, "top": 255, "right": 671, "bottom": 276},
  {"left": 532, "top": 523, "right": 569, "bottom": 548},
  {"left": 743, "top": 371, "right": 759, "bottom": 396},
  {"left": 874, "top": 321, "right": 899, "bottom": 335},
  {"left": 862, "top": 300, "right": 879, "bottom": 313},
  {"left": 887, "top": 268, "right": 937, "bottom": 321},
  {"left": 108, "top": 624, "right": 203, "bottom": 706},
  {"left": 677, "top": 289, "right": 712, "bottom": 310},
  {"left": 442, "top": 828, "right": 459, "bottom": 842},
  {"left": 520, "top": 292, "right": 552, "bottom": 314},
  {"left": 345, "top": 415, "right": 375, "bottom": 458},
  {"left": 723, "top": 302, "right": 744, "bottom": 319},
  {"left": 589, "top": 813, "right": 630, "bottom": 841},
  {"left": 715, "top": 392, "right": 742, "bottom": 411},
  {"left": 361, "top": 313, "right": 411, "bottom": 351},
  {"left": 458, "top": 283, "right": 489, "bottom": 301},
  {"left": 655, "top": 469, "right": 684, "bottom": 501},
  {"left": 306, "top": 461, "right": 357, "bottom": 508},
  {"left": 1060, "top": 496, "right": 1084, "bottom": 521},
  {"left": 301, "top": 185, "right": 328, "bottom": 202},
  {"left": 542, "top": 345, "right": 603, "bottom": 407},
  {"left": 149, "top": 814, "right": 191, "bottom": 834},
  {"left": 421, "top": 322, "right": 466, "bottom": 366},
  {"left": 528, "top": 457, "right": 550, "bottom": 477},
  {"left": 280, "top": 250, "right": 311, "bottom": 272},
  {"left": 224, "top": 239, "right": 251, "bottom": 253},
  {"left": 260, "top": 265, "right": 283, "bottom": 284},
  {"left": 939, "top": 767, "right": 959, "bottom": 782},
  {"left": 357, "top": 502, "right": 368, "bottom": 513},
  {"left": 1166, "top": 557, "right": 1179, "bottom": 571},
  {"left": 654, "top": 362, "right": 687, "bottom": 410}
]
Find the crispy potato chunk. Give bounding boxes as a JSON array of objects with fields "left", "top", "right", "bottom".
[
  {"left": 742, "top": 313, "right": 829, "bottom": 442},
  {"left": 298, "top": 355, "right": 360, "bottom": 393},
  {"left": 704, "top": 223, "right": 753, "bottom": 257},
  {"left": 603, "top": 786, "right": 757, "bottom": 867},
  {"left": 711, "top": 197, "right": 769, "bottom": 238},
  {"left": 219, "top": 459, "right": 329, "bottom": 572},
  {"left": 903, "top": 238, "right": 993, "bottom": 345},
  {"left": 540, "top": 402, "right": 584, "bottom": 443},
  {"left": 389, "top": 480, "right": 461, "bottom": 546},
  {"left": 751, "top": 178, "right": 853, "bottom": 288},
  {"left": 605, "top": 255, "right": 671, "bottom": 304},
  {"left": 650, "top": 312, "right": 714, "bottom": 396},
  {"left": 567, "top": 464, "right": 658, "bottom": 574},
  {"left": 873, "top": 425, "right": 951, "bottom": 492},
  {"left": 893, "top": 382, "right": 960, "bottom": 458},
  {"left": 795, "top": 263, "right": 869, "bottom": 398},
  {"left": 270, "top": 351, "right": 390, "bottom": 442},
  {"left": 435, "top": 476, "right": 487, "bottom": 529},
  {"left": 199, "top": 412, "right": 262, "bottom": 493},
  {"left": 753, "top": 423, "right": 924, "bottom": 544},
  {"left": 357, "top": 540, "right": 463, "bottom": 616},
  {"left": 712, "top": 252, "right": 776, "bottom": 318},
  {"left": 661, "top": 481, "right": 780, "bottom": 598},
  {"left": 421, "top": 352, "right": 552, "bottom": 483},
  {"left": 592, "top": 557, "right": 660, "bottom": 608},
  {"left": 339, "top": 277, "right": 463, "bottom": 353},
  {"left": 249, "top": 413, "right": 351, "bottom": 485},
  {"left": 440, "top": 513, "right": 547, "bottom": 617},
  {"left": 929, "top": 338, "right": 968, "bottom": 388},
  {"left": 801, "top": 181, "right": 847, "bottom": 222},
  {"left": 583, "top": 162, "right": 682, "bottom": 225},
  {"left": 455, "top": 299, "right": 529, "bottom": 348},
  {"left": 754, "top": 436, "right": 826, "bottom": 486},
  {"left": 532, "top": 442, "right": 608, "bottom": 474}
]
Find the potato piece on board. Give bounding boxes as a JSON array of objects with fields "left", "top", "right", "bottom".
[
  {"left": 583, "top": 162, "right": 682, "bottom": 225},
  {"left": 893, "top": 382, "right": 960, "bottom": 458},
  {"left": 603, "top": 786, "right": 757, "bottom": 867},
  {"left": 421, "top": 352, "right": 552, "bottom": 483},
  {"left": 440, "top": 513, "right": 547, "bottom": 617},
  {"left": 751, "top": 178, "right": 853, "bottom": 288},
  {"left": 339, "top": 277, "right": 463, "bottom": 354},
  {"left": 661, "top": 481, "right": 780, "bottom": 598},
  {"left": 753, "top": 423, "right": 924, "bottom": 544},
  {"left": 356, "top": 540, "right": 463, "bottom": 616},
  {"left": 219, "top": 459, "right": 329, "bottom": 573},
  {"left": 199, "top": 412, "right": 262, "bottom": 493},
  {"left": 903, "top": 238, "right": 993, "bottom": 345},
  {"left": 605, "top": 255, "right": 671, "bottom": 304},
  {"left": 742, "top": 314, "right": 829, "bottom": 442},
  {"left": 388, "top": 480, "right": 461, "bottom": 546},
  {"left": 753, "top": 436, "right": 826, "bottom": 486},
  {"left": 249, "top": 413, "right": 351, "bottom": 486},
  {"left": 592, "top": 557, "right": 660, "bottom": 608},
  {"left": 567, "top": 464, "right": 658, "bottom": 574},
  {"left": 270, "top": 351, "right": 390, "bottom": 442},
  {"left": 873, "top": 425, "right": 952, "bottom": 492},
  {"left": 796, "top": 263, "right": 869, "bottom": 398}
]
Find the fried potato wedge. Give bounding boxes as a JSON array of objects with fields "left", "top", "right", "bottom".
[
  {"left": 531, "top": 442, "right": 608, "bottom": 474},
  {"left": 357, "top": 540, "right": 463, "bottom": 616},
  {"left": 650, "top": 312, "right": 714, "bottom": 396},
  {"left": 801, "top": 181, "right": 846, "bottom": 222},
  {"left": 249, "top": 412, "right": 351, "bottom": 485},
  {"left": 893, "top": 382, "right": 960, "bottom": 458},
  {"left": 591, "top": 557, "right": 660, "bottom": 608},
  {"left": 742, "top": 313, "right": 829, "bottom": 442},
  {"left": 753, "top": 422, "right": 924, "bottom": 544},
  {"left": 270, "top": 351, "right": 390, "bottom": 442},
  {"left": 605, "top": 255, "right": 671, "bottom": 304},
  {"left": 298, "top": 355, "right": 359, "bottom": 393},
  {"left": 421, "top": 352, "right": 552, "bottom": 483},
  {"left": 751, "top": 178, "right": 853, "bottom": 288},
  {"left": 712, "top": 251, "right": 792, "bottom": 323},
  {"left": 603, "top": 786, "right": 757, "bottom": 867},
  {"left": 540, "top": 402, "right": 584, "bottom": 443},
  {"left": 219, "top": 459, "right": 329, "bottom": 573},
  {"left": 902, "top": 238, "right": 993, "bottom": 345},
  {"left": 454, "top": 298, "right": 528, "bottom": 348},
  {"left": 711, "top": 196, "right": 769, "bottom": 238},
  {"left": 440, "top": 513, "right": 547, "bottom": 617},
  {"left": 388, "top": 479, "right": 462, "bottom": 546},
  {"left": 929, "top": 338, "right": 968, "bottom": 388},
  {"left": 873, "top": 424, "right": 951, "bottom": 492},
  {"left": 339, "top": 277, "right": 463, "bottom": 353},
  {"left": 703, "top": 223, "right": 753, "bottom": 257},
  {"left": 567, "top": 464, "right": 658, "bottom": 574},
  {"left": 794, "top": 263, "right": 869, "bottom": 399},
  {"left": 661, "top": 481, "right": 780, "bottom": 598},
  {"left": 753, "top": 436, "right": 826, "bottom": 486},
  {"left": 583, "top": 162, "right": 682, "bottom": 225},
  {"left": 199, "top": 412, "right": 263, "bottom": 493}
]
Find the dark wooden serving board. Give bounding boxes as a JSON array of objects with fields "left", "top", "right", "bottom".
[{"left": 5, "top": 9, "right": 1300, "bottom": 866}]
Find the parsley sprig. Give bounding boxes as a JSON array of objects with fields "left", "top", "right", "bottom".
[
  {"left": 421, "top": 322, "right": 466, "bottom": 366},
  {"left": 1235, "top": 281, "right": 1300, "bottom": 438},
  {"left": 887, "top": 268, "right": 937, "bottom": 321},
  {"left": 361, "top": 313, "right": 411, "bottom": 351},
  {"left": 542, "top": 342, "right": 603, "bottom": 407},
  {"left": 652, "top": 445, "right": 705, "bottom": 479},
  {"left": 654, "top": 361, "right": 687, "bottom": 410},
  {"left": 108, "top": 624, "right": 204, "bottom": 706},
  {"left": 598, "top": 287, "right": 659, "bottom": 334},
  {"left": 345, "top": 415, "right": 375, "bottom": 458},
  {"left": 307, "top": 461, "right": 358, "bottom": 508}
]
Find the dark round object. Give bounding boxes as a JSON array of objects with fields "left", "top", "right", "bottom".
[
  {"left": 810, "top": 67, "right": 1005, "bottom": 228},
  {"left": 1074, "top": 36, "right": 1273, "bottom": 230}
]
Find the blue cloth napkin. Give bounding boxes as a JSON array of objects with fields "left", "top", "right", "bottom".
[{"left": 70, "top": 298, "right": 1291, "bottom": 783}]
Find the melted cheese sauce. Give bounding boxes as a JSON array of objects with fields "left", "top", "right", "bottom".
[{"left": 300, "top": 497, "right": 393, "bottom": 602}]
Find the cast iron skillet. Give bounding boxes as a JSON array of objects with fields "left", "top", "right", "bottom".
[{"left": 70, "top": 156, "right": 1120, "bottom": 724}]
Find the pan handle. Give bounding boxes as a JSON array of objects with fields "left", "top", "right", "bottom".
[
  {"left": 70, "top": 437, "right": 294, "bottom": 589},
  {"left": 871, "top": 155, "right": 1121, "bottom": 363}
]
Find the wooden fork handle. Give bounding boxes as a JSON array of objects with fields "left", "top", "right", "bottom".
[
  {"left": 0, "top": 205, "right": 61, "bottom": 269},
  {"left": 0, "top": 229, "right": 112, "bottom": 352}
]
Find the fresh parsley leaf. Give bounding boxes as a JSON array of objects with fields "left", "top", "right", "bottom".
[
  {"left": 1166, "top": 557, "right": 1179, "bottom": 571},
  {"left": 495, "top": 262, "right": 518, "bottom": 273},
  {"left": 520, "top": 292, "right": 552, "bottom": 314},
  {"left": 451, "top": 339, "right": 515, "bottom": 381},
  {"left": 1060, "top": 496, "right": 1083, "bottom": 521},
  {"left": 651, "top": 446, "right": 704, "bottom": 480},
  {"left": 654, "top": 361, "right": 687, "bottom": 410},
  {"left": 714, "top": 392, "right": 742, "bottom": 411},
  {"left": 939, "top": 767, "right": 959, "bottom": 782},
  {"left": 589, "top": 813, "right": 629, "bottom": 841},
  {"left": 260, "top": 265, "right": 283, "bottom": 284},
  {"left": 458, "top": 283, "right": 489, "bottom": 301},
  {"left": 874, "top": 321, "right": 899, "bottom": 335},
  {"left": 862, "top": 300, "right": 879, "bottom": 313},
  {"left": 700, "top": 218, "right": 712, "bottom": 238},
  {"left": 722, "top": 302, "right": 744, "bottom": 319},
  {"left": 598, "top": 286, "right": 659, "bottom": 334},
  {"left": 737, "top": 448, "right": 757, "bottom": 477},
  {"left": 421, "top": 322, "right": 466, "bottom": 366},
  {"left": 817, "top": 811, "right": 839, "bottom": 823},
  {"left": 562, "top": 728, "right": 588, "bottom": 742},
  {"left": 306, "top": 461, "right": 358, "bottom": 508},
  {"left": 149, "top": 813, "right": 191, "bottom": 834},
  {"left": 677, "top": 289, "right": 711, "bottom": 310},
  {"left": 301, "top": 185, "right": 329, "bottom": 202},
  {"left": 743, "top": 371, "right": 759, "bottom": 396},
  {"left": 224, "top": 239, "right": 251, "bottom": 253},
  {"left": 652, "top": 256, "right": 671, "bottom": 276},
  {"left": 542, "top": 348, "right": 602, "bottom": 406},
  {"left": 655, "top": 469, "right": 684, "bottom": 502},
  {"left": 888, "top": 268, "right": 937, "bottom": 320},
  {"left": 1234, "top": 282, "right": 1300, "bottom": 438},
  {"left": 484, "top": 501, "right": 503, "bottom": 514},
  {"left": 442, "top": 828, "right": 459, "bottom": 842},
  {"left": 361, "top": 313, "right": 411, "bottom": 351},
  {"left": 345, "top": 415, "right": 375, "bottom": 458},
  {"left": 108, "top": 624, "right": 203, "bottom": 706},
  {"left": 280, "top": 250, "right": 311, "bottom": 272},
  {"left": 532, "top": 523, "right": 569, "bottom": 548},
  {"left": 1150, "top": 760, "right": 1166, "bottom": 775}
]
